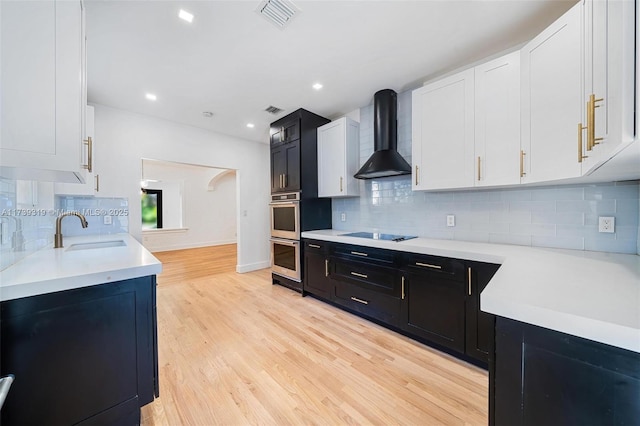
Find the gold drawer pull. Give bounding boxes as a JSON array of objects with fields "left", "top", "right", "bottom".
[
  {"left": 468, "top": 267, "right": 472, "bottom": 296},
  {"left": 308, "top": 244, "right": 321, "bottom": 248},
  {"left": 520, "top": 150, "right": 526, "bottom": 177},
  {"left": 477, "top": 156, "right": 481, "bottom": 181},
  {"left": 350, "top": 251, "right": 368, "bottom": 257},
  {"left": 416, "top": 262, "right": 442, "bottom": 270},
  {"left": 350, "top": 271, "right": 368, "bottom": 279},
  {"left": 340, "top": 176, "right": 343, "bottom": 192},
  {"left": 578, "top": 123, "right": 588, "bottom": 163},
  {"left": 415, "top": 165, "right": 419, "bottom": 186},
  {"left": 350, "top": 296, "right": 369, "bottom": 305},
  {"left": 402, "top": 276, "right": 405, "bottom": 300},
  {"left": 83, "top": 137, "right": 93, "bottom": 172},
  {"left": 325, "top": 259, "right": 329, "bottom": 277}
]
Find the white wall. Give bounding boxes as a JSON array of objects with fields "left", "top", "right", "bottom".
[
  {"left": 94, "top": 105, "right": 270, "bottom": 272},
  {"left": 141, "top": 160, "right": 238, "bottom": 252}
]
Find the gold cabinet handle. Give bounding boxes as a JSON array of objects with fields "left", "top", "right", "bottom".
[
  {"left": 350, "top": 296, "right": 369, "bottom": 305},
  {"left": 520, "top": 150, "right": 526, "bottom": 178},
  {"left": 415, "top": 165, "right": 419, "bottom": 186},
  {"left": 588, "top": 94, "right": 604, "bottom": 150},
  {"left": 401, "top": 276, "right": 405, "bottom": 300},
  {"left": 95, "top": 174, "right": 99, "bottom": 192},
  {"left": 477, "top": 156, "right": 481, "bottom": 181},
  {"left": 340, "top": 176, "right": 343, "bottom": 192},
  {"left": 416, "top": 262, "right": 441, "bottom": 270},
  {"left": 578, "top": 123, "right": 588, "bottom": 163},
  {"left": 350, "top": 271, "right": 368, "bottom": 279},
  {"left": 309, "top": 244, "right": 320, "bottom": 249},
  {"left": 83, "top": 136, "right": 92, "bottom": 172},
  {"left": 280, "top": 127, "right": 285, "bottom": 143},
  {"left": 467, "top": 267, "right": 472, "bottom": 296},
  {"left": 350, "top": 251, "right": 368, "bottom": 257},
  {"left": 325, "top": 259, "right": 329, "bottom": 277},
  {"left": 283, "top": 174, "right": 287, "bottom": 188}
]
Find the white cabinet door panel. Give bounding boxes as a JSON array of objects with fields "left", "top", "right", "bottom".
[{"left": 521, "top": 2, "right": 583, "bottom": 183}]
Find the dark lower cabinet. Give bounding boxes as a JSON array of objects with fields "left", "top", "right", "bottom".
[
  {"left": 465, "top": 262, "right": 499, "bottom": 363},
  {"left": 303, "top": 240, "right": 332, "bottom": 300},
  {"left": 492, "top": 317, "right": 640, "bottom": 426},
  {"left": 401, "top": 257, "right": 466, "bottom": 353},
  {"left": 302, "top": 238, "right": 500, "bottom": 367},
  {"left": 0, "top": 276, "right": 158, "bottom": 426}
]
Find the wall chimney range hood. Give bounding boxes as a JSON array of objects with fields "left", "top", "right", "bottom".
[{"left": 354, "top": 89, "right": 411, "bottom": 180}]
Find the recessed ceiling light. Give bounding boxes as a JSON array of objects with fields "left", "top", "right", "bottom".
[
  {"left": 246, "top": 123, "right": 255, "bottom": 128},
  {"left": 312, "top": 83, "right": 323, "bottom": 90},
  {"left": 178, "top": 9, "right": 194, "bottom": 23},
  {"left": 145, "top": 93, "right": 157, "bottom": 101}
]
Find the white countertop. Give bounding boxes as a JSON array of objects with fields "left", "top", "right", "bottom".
[
  {"left": 0, "top": 234, "right": 162, "bottom": 302},
  {"left": 302, "top": 229, "right": 640, "bottom": 353}
]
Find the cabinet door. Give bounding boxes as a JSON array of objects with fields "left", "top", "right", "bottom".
[
  {"left": 465, "top": 262, "right": 499, "bottom": 363},
  {"left": 401, "top": 268, "right": 466, "bottom": 353},
  {"left": 412, "top": 69, "right": 475, "bottom": 190},
  {"left": 0, "top": 0, "right": 84, "bottom": 183},
  {"left": 521, "top": 2, "right": 583, "bottom": 183},
  {"left": 271, "top": 145, "right": 287, "bottom": 193},
  {"left": 283, "top": 141, "right": 300, "bottom": 191},
  {"left": 304, "top": 252, "right": 332, "bottom": 299},
  {"left": 317, "top": 120, "right": 346, "bottom": 197},
  {"left": 475, "top": 52, "right": 521, "bottom": 187},
  {"left": 582, "top": 0, "right": 635, "bottom": 171}
]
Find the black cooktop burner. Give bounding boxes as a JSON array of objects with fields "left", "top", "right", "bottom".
[{"left": 339, "top": 232, "right": 417, "bottom": 242}]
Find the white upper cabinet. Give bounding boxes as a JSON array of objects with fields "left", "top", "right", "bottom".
[
  {"left": 474, "top": 51, "right": 521, "bottom": 187},
  {"left": 317, "top": 117, "right": 360, "bottom": 198},
  {"left": 0, "top": 0, "right": 86, "bottom": 183},
  {"left": 412, "top": 69, "right": 475, "bottom": 191},
  {"left": 581, "top": 0, "right": 635, "bottom": 172},
  {"left": 520, "top": 2, "right": 584, "bottom": 184}
]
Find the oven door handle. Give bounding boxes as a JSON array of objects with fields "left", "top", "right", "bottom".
[
  {"left": 269, "top": 201, "right": 300, "bottom": 207},
  {"left": 270, "top": 238, "right": 300, "bottom": 246}
]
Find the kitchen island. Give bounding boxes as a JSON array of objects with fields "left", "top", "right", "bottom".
[
  {"left": 302, "top": 229, "right": 640, "bottom": 425},
  {"left": 0, "top": 234, "right": 162, "bottom": 425}
]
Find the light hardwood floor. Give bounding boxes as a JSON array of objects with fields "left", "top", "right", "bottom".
[{"left": 142, "top": 244, "right": 488, "bottom": 425}]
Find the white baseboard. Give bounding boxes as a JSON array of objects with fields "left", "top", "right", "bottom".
[
  {"left": 148, "top": 239, "right": 237, "bottom": 253},
  {"left": 236, "top": 261, "right": 270, "bottom": 273}
]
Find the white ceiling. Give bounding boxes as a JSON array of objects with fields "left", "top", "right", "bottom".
[{"left": 86, "top": 0, "right": 576, "bottom": 144}]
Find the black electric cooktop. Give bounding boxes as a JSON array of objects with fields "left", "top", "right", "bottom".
[{"left": 339, "top": 232, "right": 417, "bottom": 242}]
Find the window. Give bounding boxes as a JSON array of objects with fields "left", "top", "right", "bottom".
[{"left": 141, "top": 189, "right": 163, "bottom": 229}]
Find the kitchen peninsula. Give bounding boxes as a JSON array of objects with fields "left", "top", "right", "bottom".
[{"left": 0, "top": 234, "right": 162, "bottom": 425}]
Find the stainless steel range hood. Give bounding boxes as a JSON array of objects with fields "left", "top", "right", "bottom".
[{"left": 354, "top": 89, "right": 411, "bottom": 180}]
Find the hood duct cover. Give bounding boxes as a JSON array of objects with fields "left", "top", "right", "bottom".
[{"left": 354, "top": 89, "right": 411, "bottom": 179}]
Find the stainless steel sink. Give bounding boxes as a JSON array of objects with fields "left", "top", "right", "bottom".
[{"left": 65, "top": 240, "right": 126, "bottom": 251}]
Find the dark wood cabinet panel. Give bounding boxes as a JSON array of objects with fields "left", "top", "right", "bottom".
[
  {"left": 0, "top": 276, "right": 158, "bottom": 426},
  {"left": 303, "top": 240, "right": 332, "bottom": 299},
  {"left": 465, "top": 262, "right": 499, "bottom": 363},
  {"left": 332, "top": 258, "right": 400, "bottom": 298},
  {"left": 492, "top": 317, "right": 640, "bottom": 426},
  {"left": 401, "top": 268, "right": 466, "bottom": 353},
  {"left": 333, "top": 281, "right": 402, "bottom": 327},
  {"left": 270, "top": 118, "right": 300, "bottom": 147}
]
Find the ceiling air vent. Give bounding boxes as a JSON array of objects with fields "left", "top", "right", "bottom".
[
  {"left": 255, "top": 0, "right": 300, "bottom": 29},
  {"left": 265, "top": 105, "right": 284, "bottom": 115}
]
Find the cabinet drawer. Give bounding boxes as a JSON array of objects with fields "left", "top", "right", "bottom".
[
  {"left": 271, "top": 119, "right": 300, "bottom": 146},
  {"left": 333, "top": 243, "right": 397, "bottom": 265},
  {"left": 332, "top": 258, "right": 400, "bottom": 297},
  {"left": 402, "top": 253, "right": 465, "bottom": 281},
  {"left": 334, "top": 282, "right": 402, "bottom": 327},
  {"left": 304, "top": 239, "right": 329, "bottom": 254}
]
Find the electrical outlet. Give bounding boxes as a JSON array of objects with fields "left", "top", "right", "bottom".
[
  {"left": 598, "top": 216, "right": 615, "bottom": 233},
  {"left": 103, "top": 215, "right": 112, "bottom": 225},
  {"left": 447, "top": 215, "right": 455, "bottom": 227},
  {"left": 340, "top": 212, "right": 347, "bottom": 222}
]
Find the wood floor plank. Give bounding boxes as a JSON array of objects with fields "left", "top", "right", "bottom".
[{"left": 141, "top": 245, "right": 488, "bottom": 425}]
